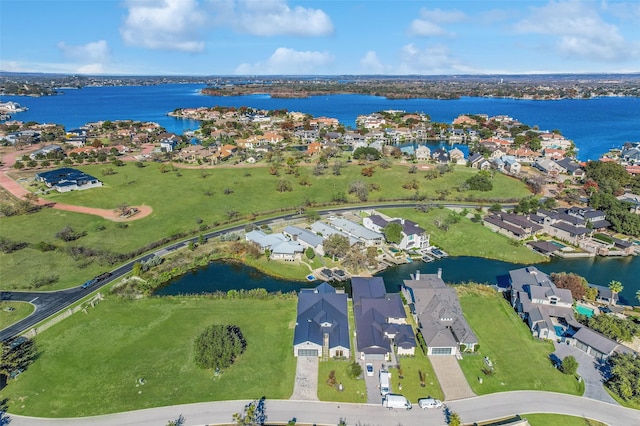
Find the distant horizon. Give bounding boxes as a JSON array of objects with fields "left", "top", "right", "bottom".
[{"left": 2, "top": 71, "right": 640, "bottom": 79}]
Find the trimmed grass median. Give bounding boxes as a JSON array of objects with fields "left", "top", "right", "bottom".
[
  {"left": 0, "top": 301, "right": 35, "bottom": 330},
  {"left": 457, "top": 285, "right": 582, "bottom": 396},
  {"left": 0, "top": 296, "right": 297, "bottom": 417}
]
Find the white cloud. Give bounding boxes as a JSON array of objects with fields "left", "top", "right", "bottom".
[
  {"left": 235, "top": 47, "right": 333, "bottom": 74},
  {"left": 76, "top": 64, "right": 105, "bottom": 74},
  {"left": 57, "top": 40, "right": 111, "bottom": 62},
  {"left": 515, "top": 0, "right": 637, "bottom": 61},
  {"left": 120, "top": 0, "right": 206, "bottom": 52},
  {"left": 408, "top": 8, "right": 466, "bottom": 37},
  {"left": 359, "top": 51, "right": 387, "bottom": 74},
  {"left": 230, "top": 0, "right": 334, "bottom": 36}
]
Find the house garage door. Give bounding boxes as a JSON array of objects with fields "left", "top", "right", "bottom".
[
  {"left": 298, "top": 349, "right": 318, "bottom": 357},
  {"left": 431, "top": 347, "right": 452, "bottom": 355},
  {"left": 364, "top": 353, "right": 386, "bottom": 361}
]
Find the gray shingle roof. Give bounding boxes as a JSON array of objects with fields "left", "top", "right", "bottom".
[{"left": 294, "top": 284, "right": 350, "bottom": 351}]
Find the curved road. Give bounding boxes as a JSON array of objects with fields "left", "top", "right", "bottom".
[
  {"left": 1, "top": 202, "right": 500, "bottom": 341},
  {"left": 5, "top": 392, "right": 640, "bottom": 426}
]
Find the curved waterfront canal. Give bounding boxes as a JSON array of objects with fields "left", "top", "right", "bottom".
[{"left": 157, "top": 255, "right": 640, "bottom": 305}]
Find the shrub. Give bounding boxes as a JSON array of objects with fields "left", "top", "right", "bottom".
[
  {"left": 194, "top": 324, "right": 247, "bottom": 371},
  {"left": 346, "top": 361, "right": 363, "bottom": 379},
  {"left": 561, "top": 355, "right": 578, "bottom": 375}
]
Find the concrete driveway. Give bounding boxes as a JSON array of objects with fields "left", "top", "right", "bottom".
[
  {"left": 428, "top": 355, "right": 475, "bottom": 401},
  {"left": 362, "top": 360, "right": 386, "bottom": 404},
  {"left": 290, "top": 356, "right": 319, "bottom": 401},
  {"left": 552, "top": 341, "right": 618, "bottom": 404}
]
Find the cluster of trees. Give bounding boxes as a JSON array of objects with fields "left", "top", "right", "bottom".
[
  {"left": 550, "top": 272, "right": 594, "bottom": 301},
  {"left": 465, "top": 170, "right": 493, "bottom": 192},
  {"left": 607, "top": 353, "right": 640, "bottom": 404},
  {"left": 589, "top": 192, "right": 640, "bottom": 237},
  {"left": 584, "top": 314, "right": 640, "bottom": 343},
  {"left": 1, "top": 337, "right": 37, "bottom": 382},
  {"left": 193, "top": 324, "right": 247, "bottom": 371}
]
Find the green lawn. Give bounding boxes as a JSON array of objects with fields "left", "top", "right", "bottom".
[
  {"left": 379, "top": 207, "right": 546, "bottom": 264},
  {"left": 317, "top": 359, "right": 367, "bottom": 403},
  {"left": 1, "top": 163, "right": 532, "bottom": 290},
  {"left": 0, "top": 302, "right": 35, "bottom": 330},
  {"left": 524, "top": 414, "right": 606, "bottom": 426},
  {"left": 457, "top": 285, "right": 583, "bottom": 395},
  {"left": 0, "top": 296, "right": 297, "bottom": 417},
  {"left": 388, "top": 355, "right": 444, "bottom": 403}
]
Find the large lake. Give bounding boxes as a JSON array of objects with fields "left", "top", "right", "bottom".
[
  {"left": 3, "top": 84, "right": 639, "bottom": 303},
  {"left": 3, "top": 84, "right": 640, "bottom": 161}
]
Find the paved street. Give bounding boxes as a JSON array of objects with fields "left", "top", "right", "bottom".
[{"left": 6, "top": 391, "right": 640, "bottom": 426}]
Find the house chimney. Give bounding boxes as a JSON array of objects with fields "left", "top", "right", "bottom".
[
  {"left": 416, "top": 270, "right": 420, "bottom": 280},
  {"left": 437, "top": 268, "right": 442, "bottom": 279}
]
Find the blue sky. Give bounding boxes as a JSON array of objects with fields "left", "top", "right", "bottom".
[{"left": 2, "top": 0, "right": 640, "bottom": 75}]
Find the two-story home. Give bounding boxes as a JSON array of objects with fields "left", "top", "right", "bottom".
[
  {"left": 362, "top": 214, "right": 430, "bottom": 250},
  {"left": 402, "top": 269, "right": 478, "bottom": 355},
  {"left": 352, "top": 277, "right": 416, "bottom": 361}
]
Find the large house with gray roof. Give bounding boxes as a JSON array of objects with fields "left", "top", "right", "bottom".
[
  {"left": 362, "top": 214, "right": 430, "bottom": 250},
  {"left": 36, "top": 168, "right": 102, "bottom": 193},
  {"left": 402, "top": 270, "right": 478, "bottom": 356},
  {"left": 293, "top": 282, "right": 350, "bottom": 358},
  {"left": 507, "top": 266, "right": 634, "bottom": 360},
  {"left": 283, "top": 225, "right": 324, "bottom": 256},
  {"left": 351, "top": 277, "right": 415, "bottom": 361},
  {"left": 330, "top": 218, "right": 384, "bottom": 247},
  {"left": 245, "top": 230, "right": 303, "bottom": 261}
]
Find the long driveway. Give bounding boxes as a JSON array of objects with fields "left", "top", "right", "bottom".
[{"left": 5, "top": 391, "right": 640, "bottom": 426}]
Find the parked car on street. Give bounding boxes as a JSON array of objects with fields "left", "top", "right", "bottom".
[{"left": 418, "top": 397, "right": 443, "bottom": 409}]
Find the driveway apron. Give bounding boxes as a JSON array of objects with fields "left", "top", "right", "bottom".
[
  {"left": 428, "top": 355, "right": 476, "bottom": 401},
  {"left": 290, "top": 356, "right": 319, "bottom": 401}
]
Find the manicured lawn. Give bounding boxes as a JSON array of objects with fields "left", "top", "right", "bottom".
[
  {"left": 1, "top": 163, "right": 532, "bottom": 290},
  {"left": 388, "top": 355, "right": 444, "bottom": 403},
  {"left": 524, "top": 414, "right": 606, "bottom": 426},
  {"left": 0, "top": 296, "right": 297, "bottom": 417},
  {"left": 456, "top": 285, "right": 583, "bottom": 395},
  {"left": 317, "top": 359, "right": 367, "bottom": 403},
  {"left": 0, "top": 302, "right": 35, "bottom": 330},
  {"left": 380, "top": 207, "right": 546, "bottom": 264}
]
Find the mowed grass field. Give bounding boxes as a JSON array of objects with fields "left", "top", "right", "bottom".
[
  {"left": 1, "top": 162, "right": 532, "bottom": 290},
  {"left": 0, "top": 296, "right": 297, "bottom": 417},
  {"left": 457, "top": 285, "right": 583, "bottom": 395},
  {"left": 380, "top": 207, "right": 546, "bottom": 264},
  {"left": 0, "top": 302, "right": 35, "bottom": 330}
]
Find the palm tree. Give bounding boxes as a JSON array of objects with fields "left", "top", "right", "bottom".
[{"left": 608, "top": 280, "right": 624, "bottom": 304}]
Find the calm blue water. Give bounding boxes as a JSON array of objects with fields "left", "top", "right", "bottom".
[
  {"left": 159, "top": 255, "right": 640, "bottom": 306},
  {"left": 3, "top": 84, "right": 640, "bottom": 161},
  {"left": 3, "top": 84, "right": 639, "bottom": 302}
]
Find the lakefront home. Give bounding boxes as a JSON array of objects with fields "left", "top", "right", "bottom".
[
  {"left": 402, "top": 269, "right": 478, "bottom": 356},
  {"left": 293, "top": 282, "right": 350, "bottom": 358},
  {"left": 362, "top": 213, "right": 430, "bottom": 250}
]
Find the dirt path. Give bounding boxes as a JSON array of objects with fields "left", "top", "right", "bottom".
[{"left": 0, "top": 148, "right": 152, "bottom": 221}]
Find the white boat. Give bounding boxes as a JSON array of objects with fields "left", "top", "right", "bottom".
[{"left": 0, "top": 101, "right": 28, "bottom": 113}]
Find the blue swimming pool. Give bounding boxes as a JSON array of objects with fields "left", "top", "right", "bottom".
[
  {"left": 575, "top": 304, "right": 595, "bottom": 318},
  {"left": 554, "top": 325, "right": 564, "bottom": 336},
  {"left": 551, "top": 241, "right": 566, "bottom": 248}
]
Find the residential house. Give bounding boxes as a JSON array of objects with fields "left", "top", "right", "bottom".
[
  {"left": 245, "top": 230, "right": 303, "bottom": 261},
  {"left": 402, "top": 270, "right": 478, "bottom": 355},
  {"left": 36, "top": 168, "right": 102, "bottom": 193},
  {"left": 554, "top": 158, "right": 585, "bottom": 178},
  {"left": 159, "top": 133, "right": 180, "bottom": 152},
  {"left": 449, "top": 148, "right": 466, "bottom": 165},
  {"left": 503, "top": 157, "right": 521, "bottom": 174},
  {"left": 431, "top": 147, "right": 449, "bottom": 163},
  {"left": 310, "top": 222, "right": 361, "bottom": 247},
  {"left": 415, "top": 145, "right": 431, "bottom": 161},
  {"left": 293, "top": 282, "right": 350, "bottom": 358},
  {"left": 330, "top": 218, "right": 384, "bottom": 247},
  {"left": 29, "top": 144, "right": 63, "bottom": 160},
  {"left": 283, "top": 225, "right": 325, "bottom": 256},
  {"left": 572, "top": 327, "right": 634, "bottom": 361},
  {"left": 362, "top": 214, "right": 429, "bottom": 250},
  {"left": 483, "top": 213, "right": 543, "bottom": 240},
  {"left": 352, "top": 277, "right": 415, "bottom": 360}
]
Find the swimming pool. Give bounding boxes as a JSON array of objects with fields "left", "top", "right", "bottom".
[
  {"left": 554, "top": 325, "right": 564, "bottom": 336},
  {"left": 575, "top": 304, "right": 595, "bottom": 318},
  {"left": 551, "top": 241, "right": 566, "bottom": 248}
]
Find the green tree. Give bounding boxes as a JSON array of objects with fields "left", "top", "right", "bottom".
[
  {"left": 466, "top": 170, "right": 493, "bottom": 191},
  {"left": 194, "top": 324, "right": 246, "bottom": 371},
  {"left": 305, "top": 247, "right": 315, "bottom": 259},
  {"left": 608, "top": 280, "right": 624, "bottom": 300},
  {"left": 383, "top": 222, "right": 403, "bottom": 244},
  {"left": 560, "top": 355, "right": 578, "bottom": 375},
  {"left": 636, "top": 289, "right": 640, "bottom": 304},
  {"left": 346, "top": 361, "right": 363, "bottom": 379},
  {"left": 1, "top": 337, "right": 37, "bottom": 380},
  {"left": 323, "top": 234, "right": 350, "bottom": 260}
]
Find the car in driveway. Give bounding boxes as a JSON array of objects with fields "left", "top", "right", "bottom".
[
  {"left": 418, "top": 397, "right": 443, "bottom": 409},
  {"left": 365, "top": 362, "right": 374, "bottom": 376}
]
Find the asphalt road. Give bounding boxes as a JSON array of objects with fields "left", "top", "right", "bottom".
[
  {"left": 5, "top": 392, "right": 640, "bottom": 426},
  {"left": 1, "top": 202, "right": 496, "bottom": 341}
]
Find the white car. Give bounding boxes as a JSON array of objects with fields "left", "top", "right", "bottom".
[
  {"left": 365, "top": 363, "right": 374, "bottom": 376},
  {"left": 418, "top": 398, "right": 443, "bottom": 409}
]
